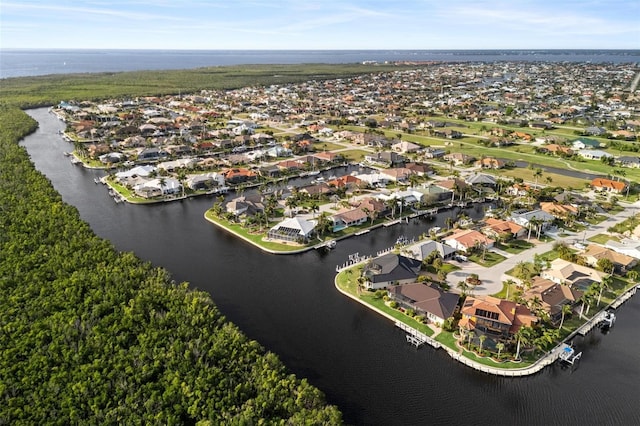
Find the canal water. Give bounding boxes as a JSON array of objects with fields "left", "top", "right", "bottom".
[{"left": 22, "top": 108, "right": 640, "bottom": 425}]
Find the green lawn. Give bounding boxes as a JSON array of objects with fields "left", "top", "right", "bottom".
[
  {"left": 204, "top": 210, "right": 310, "bottom": 252},
  {"left": 587, "top": 233, "right": 618, "bottom": 245},
  {"left": 314, "top": 141, "right": 345, "bottom": 151},
  {"left": 586, "top": 214, "right": 609, "bottom": 225},
  {"left": 492, "top": 280, "right": 519, "bottom": 300},
  {"left": 435, "top": 331, "right": 533, "bottom": 368},
  {"left": 497, "top": 240, "right": 534, "bottom": 254},
  {"left": 468, "top": 251, "right": 506, "bottom": 267},
  {"left": 335, "top": 267, "right": 433, "bottom": 336},
  {"left": 338, "top": 149, "right": 371, "bottom": 162}
]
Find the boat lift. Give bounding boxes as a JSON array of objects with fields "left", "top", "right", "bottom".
[{"left": 558, "top": 343, "right": 582, "bottom": 365}]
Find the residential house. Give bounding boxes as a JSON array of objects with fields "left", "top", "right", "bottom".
[
  {"left": 584, "top": 126, "right": 607, "bottom": 136},
  {"left": 482, "top": 218, "right": 526, "bottom": 240},
  {"left": 591, "top": 178, "right": 626, "bottom": 194},
  {"left": 465, "top": 173, "right": 497, "bottom": 188},
  {"left": 540, "top": 258, "right": 606, "bottom": 291},
  {"left": 352, "top": 172, "right": 391, "bottom": 187},
  {"left": 327, "top": 175, "right": 364, "bottom": 190},
  {"left": 510, "top": 131, "right": 533, "bottom": 141},
  {"left": 361, "top": 253, "right": 422, "bottom": 290},
  {"left": 406, "top": 239, "right": 457, "bottom": 261},
  {"left": 314, "top": 151, "right": 341, "bottom": 163},
  {"left": 522, "top": 277, "right": 583, "bottom": 324},
  {"left": 267, "top": 217, "right": 316, "bottom": 243},
  {"left": 98, "top": 152, "right": 125, "bottom": 164},
  {"left": 539, "top": 202, "right": 579, "bottom": 219},
  {"left": 138, "top": 147, "right": 168, "bottom": 161},
  {"left": 433, "top": 129, "right": 462, "bottom": 139},
  {"left": 223, "top": 168, "right": 258, "bottom": 184},
  {"left": 443, "top": 152, "right": 475, "bottom": 166},
  {"left": 355, "top": 197, "right": 387, "bottom": 216},
  {"left": 404, "top": 162, "right": 433, "bottom": 176},
  {"left": 225, "top": 194, "right": 265, "bottom": 217},
  {"left": 509, "top": 209, "right": 555, "bottom": 230},
  {"left": 459, "top": 296, "right": 537, "bottom": 338},
  {"left": 572, "top": 138, "right": 601, "bottom": 150},
  {"left": 331, "top": 208, "right": 369, "bottom": 231},
  {"left": 186, "top": 172, "right": 226, "bottom": 191},
  {"left": 577, "top": 149, "right": 612, "bottom": 161},
  {"left": 543, "top": 144, "right": 574, "bottom": 156},
  {"left": 475, "top": 157, "right": 505, "bottom": 169},
  {"left": 388, "top": 283, "right": 460, "bottom": 326},
  {"left": 435, "top": 178, "right": 469, "bottom": 196},
  {"left": 392, "top": 140, "right": 421, "bottom": 153},
  {"left": 444, "top": 229, "right": 495, "bottom": 253},
  {"left": 422, "top": 147, "right": 446, "bottom": 159},
  {"left": 380, "top": 167, "right": 413, "bottom": 182},
  {"left": 415, "top": 184, "right": 452, "bottom": 204},
  {"left": 276, "top": 159, "right": 303, "bottom": 172},
  {"left": 299, "top": 182, "right": 333, "bottom": 198},
  {"left": 580, "top": 244, "right": 637, "bottom": 273},
  {"left": 616, "top": 156, "right": 640, "bottom": 168},
  {"left": 134, "top": 177, "right": 182, "bottom": 199},
  {"left": 506, "top": 183, "right": 532, "bottom": 197},
  {"left": 115, "top": 165, "right": 157, "bottom": 184},
  {"left": 364, "top": 151, "right": 405, "bottom": 167}
]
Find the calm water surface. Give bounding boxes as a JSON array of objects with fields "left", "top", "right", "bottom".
[
  {"left": 2, "top": 49, "right": 639, "bottom": 78},
  {"left": 22, "top": 108, "right": 640, "bottom": 425}
]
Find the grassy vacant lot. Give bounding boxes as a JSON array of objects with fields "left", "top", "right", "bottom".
[
  {"left": 587, "top": 233, "right": 618, "bottom": 245},
  {"left": 468, "top": 251, "right": 506, "bottom": 267},
  {"left": 338, "top": 149, "right": 370, "bottom": 162}
]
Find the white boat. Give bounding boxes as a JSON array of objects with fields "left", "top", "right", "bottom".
[
  {"left": 326, "top": 240, "right": 337, "bottom": 249},
  {"left": 307, "top": 170, "right": 320, "bottom": 176},
  {"left": 601, "top": 311, "right": 616, "bottom": 328}
]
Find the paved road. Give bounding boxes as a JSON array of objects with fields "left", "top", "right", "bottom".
[{"left": 445, "top": 201, "right": 640, "bottom": 296}]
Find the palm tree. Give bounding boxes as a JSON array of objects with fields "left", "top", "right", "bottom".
[
  {"left": 445, "top": 216, "right": 454, "bottom": 231},
  {"left": 627, "top": 270, "right": 639, "bottom": 283},
  {"left": 559, "top": 304, "right": 572, "bottom": 329},
  {"left": 514, "top": 326, "right": 533, "bottom": 360},
  {"left": 316, "top": 212, "right": 333, "bottom": 237},
  {"left": 478, "top": 334, "right": 487, "bottom": 353},
  {"left": 457, "top": 280, "right": 470, "bottom": 297},
  {"left": 533, "top": 168, "right": 543, "bottom": 187},
  {"left": 285, "top": 197, "right": 298, "bottom": 217},
  {"left": 597, "top": 275, "right": 613, "bottom": 306},
  {"left": 467, "top": 331, "right": 475, "bottom": 349},
  {"left": 385, "top": 198, "right": 397, "bottom": 219},
  {"left": 177, "top": 169, "right": 187, "bottom": 198},
  {"left": 503, "top": 279, "right": 516, "bottom": 300},
  {"left": 408, "top": 173, "right": 420, "bottom": 188},
  {"left": 310, "top": 201, "right": 319, "bottom": 219},
  {"left": 496, "top": 342, "right": 505, "bottom": 358}
]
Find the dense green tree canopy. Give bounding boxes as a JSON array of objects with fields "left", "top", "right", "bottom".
[{"left": 0, "top": 104, "right": 342, "bottom": 424}]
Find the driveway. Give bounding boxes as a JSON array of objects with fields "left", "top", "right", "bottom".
[{"left": 445, "top": 201, "right": 640, "bottom": 296}]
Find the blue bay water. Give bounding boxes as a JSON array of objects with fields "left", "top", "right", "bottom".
[{"left": 2, "top": 49, "right": 639, "bottom": 78}]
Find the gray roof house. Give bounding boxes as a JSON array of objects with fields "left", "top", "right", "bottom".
[
  {"left": 362, "top": 253, "right": 421, "bottom": 290},
  {"left": 407, "top": 240, "right": 457, "bottom": 261}
]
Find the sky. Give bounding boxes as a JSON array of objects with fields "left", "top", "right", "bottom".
[{"left": 1, "top": 0, "right": 639, "bottom": 50}]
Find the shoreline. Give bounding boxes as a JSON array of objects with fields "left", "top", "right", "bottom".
[{"left": 334, "top": 265, "right": 639, "bottom": 377}]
